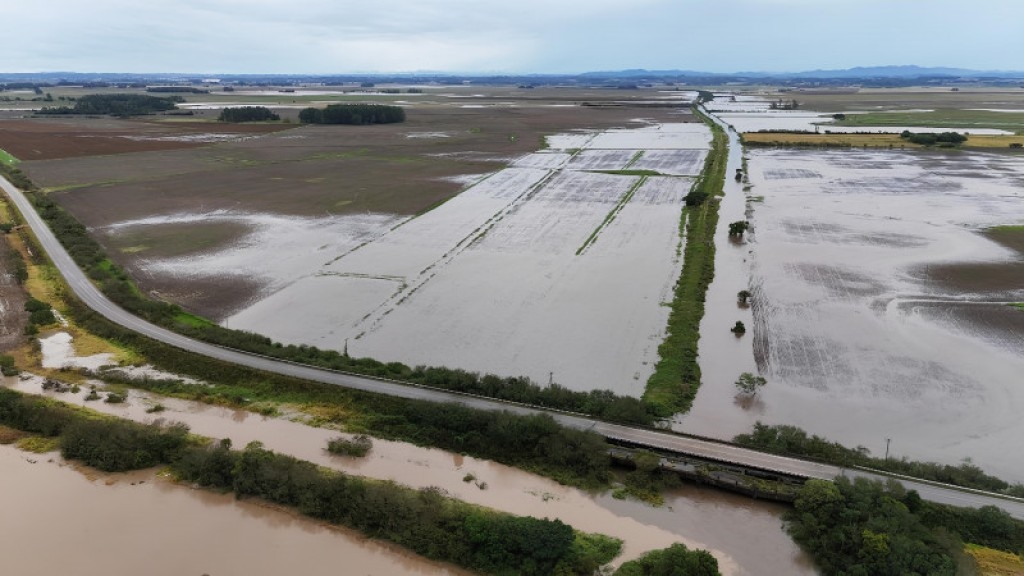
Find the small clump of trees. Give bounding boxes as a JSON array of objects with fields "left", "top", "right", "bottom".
[
  {"left": 728, "top": 220, "right": 750, "bottom": 237},
  {"left": 217, "top": 106, "right": 279, "bottom": 122},
  {"left": 900, "top": 130, "right": 968, "bottom": 147},
  {"left": 298, "top": 103, "right": 405, "bottom": 125},
  {"left": 326, "top": 434, "right": 373, "bottom": 457},
  {"left": 734, "top": 372, "right": 765, "bottom": 396},
  {"left": 614, "top": 543, "right": 720, "bottom": 576},
  {"left": 730, "top": 320, "right": 746, "bottom": 335}
]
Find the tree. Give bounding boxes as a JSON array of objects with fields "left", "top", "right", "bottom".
[
  {"left": 737, "top": 290, "right": 752, "bottom": 306},
  {"left": 735, "top": 372, "right": 766, "bottom": 397},
  {"left": 728, "top": 220, "right": 749, "bottom": 237},
  {"left": 730, "top": 321, "right": 746, "bottom": 335}
]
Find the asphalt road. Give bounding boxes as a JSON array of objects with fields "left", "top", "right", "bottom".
[{"left": 3, "top": 173, "right": 1024, "bottom": 520}]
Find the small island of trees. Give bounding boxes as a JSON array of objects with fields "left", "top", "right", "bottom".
[
  {"left": 299, "top": 103, "right": 406, "bottom": 125},
  {"left": 218, "top": 106, "right": 280, "bottom": 122}
]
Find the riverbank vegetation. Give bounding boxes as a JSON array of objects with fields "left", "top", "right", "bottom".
[
  {"left": 789, "top": 476, "right": 1024, "bottom": 575},
  {"left": 643, "top": 107, "right": 727, "bottom": 416},
  {"left": 0, "top": 387, "right": 620, "bottom": 575},
  {"left": 613, "top": 543, "right": 720, "bottom": 575},
  {"left": 735, "top": 423, "right": 1024, "bottom": 497}
]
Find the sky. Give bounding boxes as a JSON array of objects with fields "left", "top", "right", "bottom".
[{"left": 4, "top": 0, "right": 1023, "bottom": 74}]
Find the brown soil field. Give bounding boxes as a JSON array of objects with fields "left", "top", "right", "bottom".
[
  {"left": 14, "top": 88, "right": 693, "bottom": 318},
  {"left": 0, "top": 118, "right": 292, "bottom": 161},
  {"left": 917, "top": 228, "right": 1024, "bottom": 296}
]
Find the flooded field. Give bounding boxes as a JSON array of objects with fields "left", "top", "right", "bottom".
[
  {"left": 0, "top": 444, "right": 468, "bottom": 576},
  {"left": 684, "top": 145, "right": 1024, "bottom": 482},
  {"left": 226, "top": 122, "right": 710, "bottom": 394},
  {"left": 4, "top": 365, "right": 814, "bottom": 575}
]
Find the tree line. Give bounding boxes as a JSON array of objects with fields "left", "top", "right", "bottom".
[
  {"left": 734, "top": 423, "right": 1024, "bottom": 497},
  {"left": 298, "top": 103, "right": 405, "bottom": 125},
  {"left": 37, "top": 94, "right": 181, "bottom": 117},
  {"left": 900, "top": 130, "right": 968, "bottom": 147},
  {"left": 217, "top": 106, "right": 280, "bottom": 122},
  {"left": 788, "top": 476, "right": 1024, "bottom": 575},
  {"left": 0, "top": 388, "right": 620, "bottom": 575}
]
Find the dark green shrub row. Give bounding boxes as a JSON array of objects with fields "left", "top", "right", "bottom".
[
  {"left": 299, "top": 103, "right": 405, "bottom": 125},
  {"left": 734, "top": 423, "right": 1024, "bottom": 496},
  {"left": 218, "top": 106, "right": 279, "bottom": 122},
  {"left": 37, "top": 94, "right": 181, "bottom": 117},
  {"left": 178, "top": 440, "right": 615, "bottom": 575}
]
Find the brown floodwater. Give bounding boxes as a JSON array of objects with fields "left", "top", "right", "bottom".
[
  {"left": 0, "top": 444, "right": 468, "bottom": 576},
  {"left": 4, "top": 372, "right": 815, "bottom": 575},
  {"left": 683, "top": 135, "right": 1024, "bottom": 483}
]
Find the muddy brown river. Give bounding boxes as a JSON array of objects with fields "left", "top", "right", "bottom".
[
  {"left": 4, "top": 369, "right": 814, "bottom": 575},
  {"left": 0, "top": 444, "right": 468, "bottom": 576}
]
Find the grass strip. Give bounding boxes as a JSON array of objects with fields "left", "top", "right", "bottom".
[
  {"left": 0, "top": 149, "right": 19, "bottom": 167},
  {"left": 575, "top": 176, "right": 647, "bottom": 255},
  {"left": 642, "top": 108, "right": 727, "bottom": 416}
]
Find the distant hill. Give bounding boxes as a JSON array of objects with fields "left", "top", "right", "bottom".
[{"left": 582, "top": 65, "right": 1024, "bottom": 80}]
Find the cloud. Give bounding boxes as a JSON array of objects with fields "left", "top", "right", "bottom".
[{"left": 3, "top": 0, "right": 1023, "bottom": 73}]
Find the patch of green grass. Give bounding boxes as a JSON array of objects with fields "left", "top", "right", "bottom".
[
  {"left": 173, "top": 311, "right": 215, "bottom": 329},
  {"left": 643, "top": 109, "right": 727, "bottom": 416},
  {"left": 1009, "top": 303, "right": 1024, "bottom": 311},
  {"left": 16, "top": 436, "right": 61, "bottom": 453},
  {"left": 0, "top": 148, "right": 19, "bottom": 167},
  {"left": 576, "top": 176, "right": 647, "bottom": 255}
]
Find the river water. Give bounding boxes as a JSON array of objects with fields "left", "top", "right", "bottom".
[
  {"left": 4, "top": 366, "right": 814, "bottom": 575},
  {"left": 0, "top": 444, "right": 467, "bottom": 576}
]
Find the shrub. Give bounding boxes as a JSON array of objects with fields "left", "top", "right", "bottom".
[{"left": 326, "top": 434, "right": 373, "bottom": 457}]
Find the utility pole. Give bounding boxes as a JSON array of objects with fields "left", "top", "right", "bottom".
[{"left": 885, "top": 438, "right": 891, "bottom": 461}]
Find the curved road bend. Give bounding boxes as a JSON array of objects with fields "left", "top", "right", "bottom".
[{"left": 3, "top": 174, "right": 1024, "bottom": 520}]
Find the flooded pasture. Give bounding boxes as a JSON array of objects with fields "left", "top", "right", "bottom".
[
  {"left": 226, "top": 123, "right": 711, "bottom": 394},
  {"left": 684, "top": 145, "right": 1024, "bottom": 482},
  {"left": 5, "top": 350, "right": 813, "bottom": 575},
  {"left": 0, "top": 444, "right": 468, "bottom": 576}
]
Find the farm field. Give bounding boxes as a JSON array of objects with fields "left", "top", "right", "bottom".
[
  {"left": 710, "top": 88, "right": 1024, "bottom": 136},
  {"left": 683, "top": 146, "right": 1024, "bottom": 482},
  {"left": 227, "top": 121, "right": 711, "bottom": 395},
  {"left": 8, "top": 87, "right": 695, "bottom": 319}
]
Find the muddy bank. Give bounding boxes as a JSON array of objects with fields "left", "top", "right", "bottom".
[{"left": 0, "top": 444, "right": 468, "bottom": 576}]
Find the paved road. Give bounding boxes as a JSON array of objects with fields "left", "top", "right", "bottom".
[{"left": 4, "top": 173, "right": 1024, "bottom": 520}]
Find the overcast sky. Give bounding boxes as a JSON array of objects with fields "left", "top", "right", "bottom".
[{"left": 5, "top": 0, "right": 1023, "bottom": 74}]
